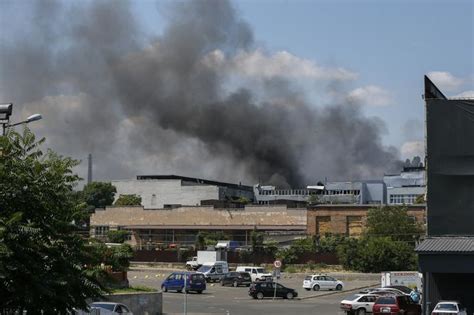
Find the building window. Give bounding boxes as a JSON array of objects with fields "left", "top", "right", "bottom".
[
  {"left": 95, "top": 226, "right": 109, "bottom": 237},
  {"left": 316, "top": 216, "right": 331, "bottom": 236},
  {"left": 118, "top": 227, "right": 132, "bottom": 241},
  {"left": 389, "top": 194, "right": 419, "bottom": 205},
  {"left": 346, "top": 216, "right": 363, "bottom": 237}
]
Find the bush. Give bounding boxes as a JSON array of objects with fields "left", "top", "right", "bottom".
[
  {"left": 337, "top": 237, "right": 417, "bottom": 272},
  {"left": 107, "top": 230, "right": 130, "bottom": 243},
  {"left": 114, "top": 194, "right": 142, "bottom": 206}
]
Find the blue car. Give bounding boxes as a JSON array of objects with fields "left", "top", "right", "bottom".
[{"left": 161, "top": 272, "right": 206, "bottom": 294}]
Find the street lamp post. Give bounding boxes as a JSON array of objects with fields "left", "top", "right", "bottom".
[{"left": 0, "top": 103, "right": 42, "bottom": 135}]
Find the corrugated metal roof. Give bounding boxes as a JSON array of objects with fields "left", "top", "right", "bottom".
[{"left": 416, "top": 237, "right": 474, "bottom": 253}]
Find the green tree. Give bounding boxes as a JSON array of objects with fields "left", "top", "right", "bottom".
[
  {"left": 82, "top": 181, "right": 116, "bottom": 210},
  {"left": 365, "top": 206, "right": 424, "bottom": 242},
  {"left": 0, "top": 129, "right": 103, "bottom": 313},
  {"left": 107, "top": 230, "right": 130, "bottom": 243},
  {"left": 114, "top": 194, "right": 142, "bottom": 206},
  {"left": 250, "top": 229, "right": 264, "bottom": 253}
]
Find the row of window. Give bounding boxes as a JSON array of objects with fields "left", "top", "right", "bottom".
[
  {"left": 258, "top": 189, "right": 361, "bottom": 196},
  {"left": 389, "top": 194, "right": 420, "bottom": 205}
]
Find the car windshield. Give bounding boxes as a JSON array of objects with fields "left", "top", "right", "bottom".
[
  {"left": 376, "top": 297, "right": 396, "bottom": 304},
  {"left": 435, "top": 304, "right": 458, "bottom": 311},
  {"left": 198, "top": 265, "right": 212, "bottom": 272},
  {"left": 256, "top": 268, "right": 266, "bottom": 273},
  {"left": 304, "top": 276, "right": 312, "bottom": 280},
  {"left": 91, "top": 303, "right": 115, "bottom": 311}
]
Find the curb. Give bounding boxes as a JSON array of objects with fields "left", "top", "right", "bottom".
[{"left": 297, "top": 283, "right": 379, "bottom": 300}]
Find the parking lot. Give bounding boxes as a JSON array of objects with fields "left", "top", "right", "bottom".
[{"left": 129, "top": 268, "right": 379, "bottom": 315}]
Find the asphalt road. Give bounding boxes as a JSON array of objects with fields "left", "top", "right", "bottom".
[{"left": 128, "top": 269, "right": 379, "bottom": 315}]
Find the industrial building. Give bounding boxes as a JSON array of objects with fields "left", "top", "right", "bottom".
[
  {"left": 90, "top": 205, "right": 307, "bottom": 247},
  {"left": 416, "top": 76, "right": 474, "bottom": 313},
  {"left": 384, "top": 166, "right": 425, "bottom": 205},
  {"left": 112, "top": 175, "right": 254, "bottom": 209},
  {"left": 254, "top": 180, "right": 386, "bottom": 205},
  {"left": 307, "top": 204, "right": 425, "bottom": 237}
]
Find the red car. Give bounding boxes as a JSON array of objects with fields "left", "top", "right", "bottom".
[{"left": 373, "top": 295, "right": 421, "bottom": 315}]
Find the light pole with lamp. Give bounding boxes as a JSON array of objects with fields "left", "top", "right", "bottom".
[{"left": 0, "top": 103, "right": 42, "bottom": 135}]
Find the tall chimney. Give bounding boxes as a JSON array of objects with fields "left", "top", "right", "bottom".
[{"left": 87, "top": 153, "right": 92, "bottom": 184}]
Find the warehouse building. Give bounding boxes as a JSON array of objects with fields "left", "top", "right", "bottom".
[{"left": 112, "top": 175, "right": 254, "bottom": 209}]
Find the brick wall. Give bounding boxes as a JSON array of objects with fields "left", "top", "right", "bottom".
[{"left": 307, "top": 204, "right": 426, "bottom": 236}]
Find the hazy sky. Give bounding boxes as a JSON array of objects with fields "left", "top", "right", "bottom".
[{"left": 0, "top": 0, "right": 472, "bottom": 186}]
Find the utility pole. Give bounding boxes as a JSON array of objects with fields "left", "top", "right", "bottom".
[{"left": 87, "top": 153, "right": 93, "bottom": 184}]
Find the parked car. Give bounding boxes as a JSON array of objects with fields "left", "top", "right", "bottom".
[
  {"left": 368, "top": 287, "right": 409, "bottom": 296},
  {"left": 161, "top": 271, "right": 206, "bottom": 293},
  {"left": 197, "top": 261, "right": 229, "bottom": 282},
  {"left": 431, "top": 301, "right": 467, "bottom": 315},
  {"left": 236, "top": 266, "right": 272, "bottom": 282},
  {"left": 340, "top": 293, "right": 380, "bottom": 315},
  {"left": 88, "top": 302, "right": 133, "bottom": 314},
  {"left": 373, "top": 295, "right": 421, "bottom": 315},
  {"left": 302, "top": 274, "right": 344, "bottom": 291},
  {"left": 249, "top": 282, "right": 298, "bottom": 300},
  {"left": 385, "top": 285, "right": 413, "bottom": 295},
  {"left": 220, "top": 272, "right": 252, "bottom": 287}
]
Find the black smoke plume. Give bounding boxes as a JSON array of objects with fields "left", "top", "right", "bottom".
[{"left": 0, "top": 0, "right": 401, "bottom": 187}]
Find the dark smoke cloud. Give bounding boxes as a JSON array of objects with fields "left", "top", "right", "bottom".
[{"left": 0, "top": 0, "right": 401, "bottom": 187}]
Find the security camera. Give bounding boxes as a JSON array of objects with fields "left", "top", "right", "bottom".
[{"left": 0, "top": 103, "right": 13, "bottom": 116}]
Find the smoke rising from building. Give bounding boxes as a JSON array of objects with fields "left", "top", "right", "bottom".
[{"left": 0, "top": 0, "right": 401, "bottom": 187}]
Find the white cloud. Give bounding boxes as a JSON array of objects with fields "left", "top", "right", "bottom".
[
  {"left": 401, "top": 141, "right": 424, "bottom": 159},
  {"left": 347, "top": 85, "right": 393, "bottom": 106},
  {"left": 203, "top": 49, "right": 358, "bottom": 81},
  {"left": 451, "top": 90, "right": 474, "bottom": 98},
  {"left": 427, "top": 71, "right": 464, "bottom": 91}
]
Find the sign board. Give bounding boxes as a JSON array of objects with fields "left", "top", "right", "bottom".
[{"left": 273, "top": 260, "right": 282, "bottom": 268}]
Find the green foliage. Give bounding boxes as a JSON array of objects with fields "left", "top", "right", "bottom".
[
  {"left": 107, "top": 230, "right": 130, "bottom": 243},
  {"left": 194, "top": 231, "right": 228, "bottom": 249},
  {"left": 82, "top": 181, "right": 116, "bottom": 210},
  {"left": 308, "top": 194, "right": 320, "bottom": 205},
  {"left": 336, "top": 206, "right": 422, "bottom": 272},
  {"left": 315, "top": 234, "right": 350, "bottom": 253},
  {"left": 0, "top": 128, "right": 104, "bottom": 313},
  {"left": 114, "top": 194, "right": 142, "bottom": 206},
  {"left": 337, "top": 237, "right": 418, "bottom": 272},
  {"left": 250, "top": 230, "right": 264, "bottom": 253},
  {"left": 87, "top": 241, "right": 133, "bottom": 272},
  {"left": 365, "top": 206, "right": 424, "bottom": 242},
  {"left": 109, "top": 285, "right": 156, "bottom": 294}
]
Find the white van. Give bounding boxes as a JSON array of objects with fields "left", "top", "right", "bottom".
[
  {"left": 198, "top": 261, "right": 229, "bottom": 282},
  {"left": 235, "top": 266, "right": 272, "bottom": 282}
]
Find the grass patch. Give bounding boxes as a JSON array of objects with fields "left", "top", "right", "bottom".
[{"left": 108, "top": 285, "right": 157, "bottom": 294}]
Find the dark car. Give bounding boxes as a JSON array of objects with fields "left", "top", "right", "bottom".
[
  {"left": 373, "top": 295, "right": 422, "bottom": 315},
  {"left": 249, "top": 282, "right": 297, "bottom": 300},
  {"left": 220, "top": 272, "right": 252, "bottom": 287},
  {"left": 161, "top": 272, "right": 206, "bottom": 293},
  {"left": 385, "top": 285, "right": 413, "bottom": 295}
]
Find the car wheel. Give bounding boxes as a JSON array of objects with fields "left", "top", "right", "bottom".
[
  {"left": 357, "top": 308, "right": 366, "bottom": 315},
  {"left": 162, "top": 285, "right": 167, "bottom": 293},
  {"left": 233, "top": 281, "right": 238, "bottom": 287},
  {"left": 336, "top": 284, "right": 343, "bottom": 291},
  {"left": 304, "top": 288, "right": 311, "bottom": 291},
  {"left": 313, "top": 284, "right": 320, "bottom": 291},
  {"left": 177, "top": 289, "right": 183, "bottom": 293},
  {"left": 197, "top": 290, "right": 203, "bottom": 294},
  {"left": 185, "top": 289, "right": 189, "bottom": 294},
  {"left": 256, "top": 292, "right": 264, "bottom": 300},
  {"left": 286, "top": 292, "right": 294, "bottom": 300},
  {"left": 220, "top": 280, "right": 225, "bottom": 286}
]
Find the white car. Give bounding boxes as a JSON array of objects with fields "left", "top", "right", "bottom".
[
  {"left": 431, "top": 301, "right": 467, "bottom": 315},
  {"left": 303, "top": 274, "right": 344, "bottom": 291},
  {"left": 82, "top": 302, "right": 133, "bottom": 315},
  {"left": 235, "top": 266, "right": 272, "bottom": 282},
  {"left": 340, "top": 294, "right": 380, "bottom": 315}
]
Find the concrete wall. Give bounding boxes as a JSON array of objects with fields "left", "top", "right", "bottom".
[
  {"left": 103, "top": 292, "right": 162, "bottom": 315},
  {"left": 112, "top": 179, "right": 219, "bottom": 209},
  {"left": 307, "top": 205, "right": 426, "bottom": 235}
]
